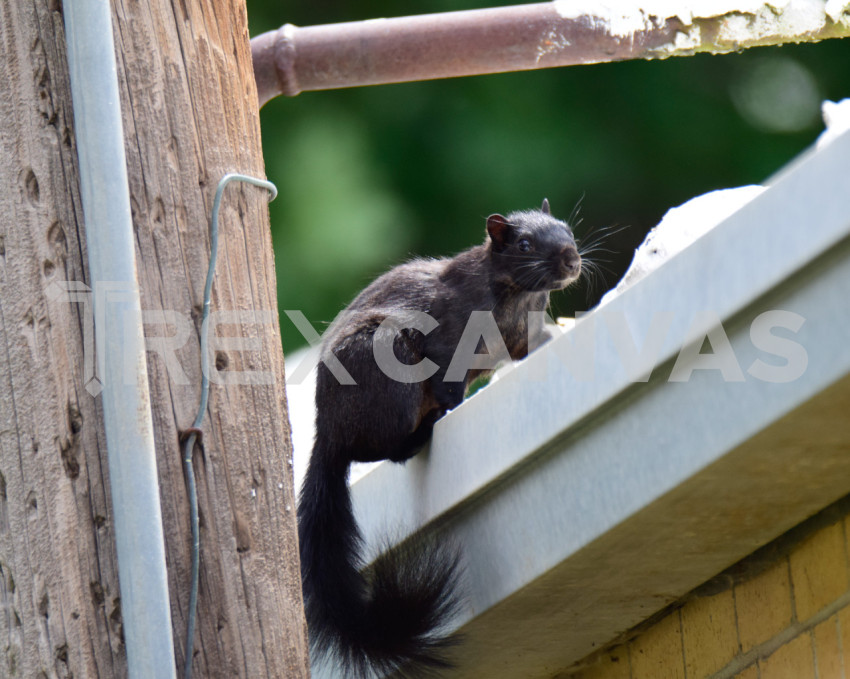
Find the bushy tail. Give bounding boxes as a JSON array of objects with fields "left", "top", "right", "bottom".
[{"left": 297, "top": 443, "right": 463, "bottom": 678}]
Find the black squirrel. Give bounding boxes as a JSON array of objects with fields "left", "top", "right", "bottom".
[{"left": 298, "top": 199, "right": 582, "bottom": 677}]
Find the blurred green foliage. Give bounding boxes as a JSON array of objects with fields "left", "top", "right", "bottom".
[{"left": 245, "top": 1, "right": 848, "bottom": 354}]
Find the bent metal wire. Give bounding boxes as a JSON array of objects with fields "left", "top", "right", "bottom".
[{"left": 182, "top": 173, "right": 277, "bottom": 679}]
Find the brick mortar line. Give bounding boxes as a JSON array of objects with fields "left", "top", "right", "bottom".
[
  {"left": 708, "top": 589, "right": 850, "bottom": 679},
  {"left": 679, "top": 608, "right": 689, "bottom": 679}
]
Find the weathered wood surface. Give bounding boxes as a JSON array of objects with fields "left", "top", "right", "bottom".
[{"left": 0, "top": 0, "right": 309, "bottom": 677}]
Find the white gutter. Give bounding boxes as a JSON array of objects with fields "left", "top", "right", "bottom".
[{"left": 63, "top": 2, "right": 176, "bottom": 677}]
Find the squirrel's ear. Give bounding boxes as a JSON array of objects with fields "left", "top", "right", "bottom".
[
  {"left": 541, "top": 198, "right": 551, "bottom": 215},
  {"left": 486, "top": 214, "right": 510, "bottom": 247}
]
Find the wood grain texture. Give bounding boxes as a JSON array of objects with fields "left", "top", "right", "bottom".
[
  {"left": 0, "top": 0, "right": 309, "bottom": 676},
  {"left": 0, "top": 1, "right": 124, "bottom": 676}
]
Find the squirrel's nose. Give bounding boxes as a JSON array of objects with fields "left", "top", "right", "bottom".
[{"left": 560, "top": 246, "right": 581, "bottom": 277}]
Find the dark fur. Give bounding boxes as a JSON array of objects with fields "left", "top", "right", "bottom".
[{"left": 298, "top": 201, "right": 581, "bottom": 677}]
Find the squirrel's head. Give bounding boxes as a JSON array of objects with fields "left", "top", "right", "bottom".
[{"left": 486, "top": 198, "right": 581, "bottom": 292}]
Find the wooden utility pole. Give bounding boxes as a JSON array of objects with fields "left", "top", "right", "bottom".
[{"left": 0, "top": 0, "right": 309, "bottom": 677}]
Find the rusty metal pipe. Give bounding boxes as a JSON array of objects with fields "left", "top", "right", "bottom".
[
  {"left": 251, "top": 2, "right": 850, "bottom": 105},
  {"left": 252, "top": 3, "right": 684, "bottom": 104}
]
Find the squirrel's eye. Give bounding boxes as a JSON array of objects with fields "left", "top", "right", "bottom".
[{"left": 517, "top": 238, "right": 532, "bottom": 252}]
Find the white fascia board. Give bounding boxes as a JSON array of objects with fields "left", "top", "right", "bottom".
[{"left": 343, "top": 130, "right": 850, "bottom": 677}]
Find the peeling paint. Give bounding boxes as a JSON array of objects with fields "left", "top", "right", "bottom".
[
  {"left": 742, "top": 2, "right": 828, "bottom": 38},
  {"left": 826, "top": 0, "right": 850, "bottom": 21},
  {"left": 673, "top": 24, "right": 702, "bottom": 49},
  {"left": 552, "top": 1, "right": 670, "bottom": 37},
  {"left": 536, "top": 28, "right": 572, "bottom": 63},
  {"left": 552, "top": 0, "right": 850, "bottom": 50}
]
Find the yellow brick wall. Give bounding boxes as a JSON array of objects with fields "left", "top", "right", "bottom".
[{"left": 564, "top": 513, "right": 850, "bottom": 679}]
